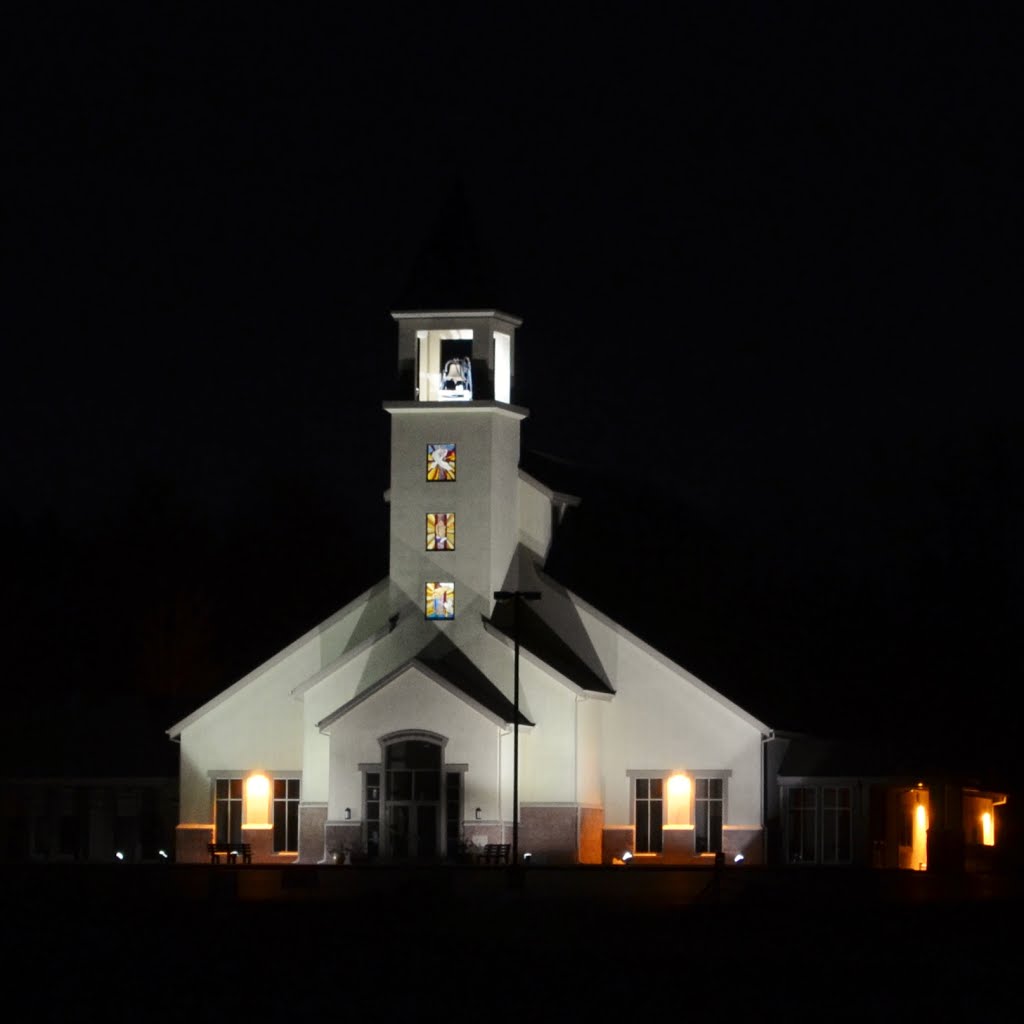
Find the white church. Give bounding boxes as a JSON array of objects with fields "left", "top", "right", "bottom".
[
  {"left": 168, "top": 309, "right": 769, "bottom": 866},
  {"left": 168, "top": 308, "right": 1005, "bottom": 870}
]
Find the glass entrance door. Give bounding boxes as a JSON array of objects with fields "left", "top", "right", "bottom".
[{"left": 384, "top": 740, "right": 441, "bottom": 860}]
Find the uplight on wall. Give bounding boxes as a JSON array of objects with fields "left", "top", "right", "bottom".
[
  {"left": 981, "top": 811, "right": 994, "bottom": 847},
  {"left": 913, "top": 799, "right": 928, "bottom": 871},
  {"left": 667, "top": 773, "right": 692, "bottom": 825},
  {"left": 245, "top": 774, "right": 271, "bottom": 827}
]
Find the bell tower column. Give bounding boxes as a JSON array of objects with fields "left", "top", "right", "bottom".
[{"left": 385, "top": 310, "right": 526, "bottom": 639}]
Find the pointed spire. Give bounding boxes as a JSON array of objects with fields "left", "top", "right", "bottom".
[{"left": 394, "top": 179, "right": 502, "bottom": 311}]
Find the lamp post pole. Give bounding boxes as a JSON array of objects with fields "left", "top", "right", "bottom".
[{"left": 493, "top": 589, "right": 541, "bottom": 867}]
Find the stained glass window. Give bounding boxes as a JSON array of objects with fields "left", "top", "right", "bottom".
[
  {"left": 426, "top": 513, "right": 455, "bottom": 551},
  {"left": 427, "top": 443, "right": 456, "bottom": 482},
  {"left": 425, "top": 582, "right": 455, "bottom": 620}
]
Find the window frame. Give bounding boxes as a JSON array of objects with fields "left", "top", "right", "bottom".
[
  {"left": 272, "top": 777, "right": 302, "bottom": 853},
  {"left": 632, "top": 775, "right": 665, "bottom": 854},
  {"left": 213, "top": 777, "right": 243, "bottom": 844},
  {"left": 694, "top": 775, "right": 726, "bottom": 854}
]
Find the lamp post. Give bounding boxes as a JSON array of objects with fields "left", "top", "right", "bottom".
[{"left": 493, "top": 589, "right": 541, "bottom": 867}]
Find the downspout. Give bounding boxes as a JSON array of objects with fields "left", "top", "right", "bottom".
[
  {"left": 761, "top": 730, "right": 775, "bottom": 864},
  {"left": 574, "top": 694, "right": 581, "bottom": 863},
  {"left": 498, "top": 725, "right": 507, "bottom": 845}
]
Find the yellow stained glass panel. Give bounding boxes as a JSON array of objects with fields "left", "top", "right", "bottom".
[{"left": 426, "top": 513, "right": 455, "bottom": 551}]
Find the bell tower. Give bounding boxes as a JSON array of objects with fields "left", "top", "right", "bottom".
[{"left": 384, "top": 310, "right": 526, "bottom": 637}]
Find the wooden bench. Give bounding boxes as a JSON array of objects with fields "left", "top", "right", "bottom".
[
  {"left": 477, "top": 843, "right": 511, "bottom": 865},
  {"left": 207, "top": 842, "right": 252, "bottom": 865}
]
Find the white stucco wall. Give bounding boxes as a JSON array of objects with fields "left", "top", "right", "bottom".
[
  {"left": 173, "top": 579, "right": 395, "bottom": 822},
  {"left": 517, "top": 475, "right": 554, "bottom": 560},
  {"left": 386, "top": 405, "right": 524, "bottom": 644},
  {"left": 529, "top": 575, "right": 766, "bottom": 829},
  {"left": 323, "top": 665, "right": 503, "bottom": 823}
]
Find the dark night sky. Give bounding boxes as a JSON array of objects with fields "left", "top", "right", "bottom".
[{"left": 2, "top": 8, "right": 1020, "bottom": 781}]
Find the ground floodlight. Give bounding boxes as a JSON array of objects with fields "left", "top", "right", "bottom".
[
  {"left": 523, "top": 852, "right": 532, "bottom": 863},
  {"left": 734, "top": 853, "right": 745, "bottom": 863},
  {"left": 158, "top": 850, "right": 169, "bottom": 859},
  {"left": 622, "top": 850, "right": 633, "bottom": 862},
  {"left": 115, "top": 851, "right": 124, "bottom": 861}
]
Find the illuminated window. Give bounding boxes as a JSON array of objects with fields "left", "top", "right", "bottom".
[
  {"left": 273, "top": 779, "right": 300, "bottom": 853},
  {"left": 426, "top": 513, "right": 455, "bottom": 551},
  {"left": 427, "top": 443, "right": 456, "bottom": 481},
  {"left": 695, "top": 777, "right": 724, "bottom": 853},
  {"left": 786, "top": 787, "right": 817, "bottom": 863},
  {"left": 215, "top": 779, "right": 242, "bottom": 844},
  {"left": 821, "top": 786, "right": 852, "bottom": 863},
  {"left": 634, "top": 777, "right": 664, "bottom": 853},
  {"left": 425, "top": 582, "right": 455, "bottom": 620}
]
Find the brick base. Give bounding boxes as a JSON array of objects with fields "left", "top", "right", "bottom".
[
  {"left": 175, "top": 825, "right": 214, "bottom": 863},
  {"left": 240, "top": 826, "right": 297, "bottom": 865},
  {"left": 298, "top": 804, "right": 328, "bottom": 864},
  {"left": 460, "top": 822, "right": 506, "bottom": 851},
  {"left": 662, "top": 825, "right": 696, "bottom": 864},
  {"left": 723, "top": 827, "right": 764, "bottom": 864},
  {"left": 578, "top": 807, "right": 604, "bottom": 864},
  {"left": 324, "top": 822, "right": 363, "bottom": 863},
  {"left": 602, "top": 826, "right": 634, "bottom": 864},
  {"left": 518, "top": 805, "right": 577, "bottom": 865}
]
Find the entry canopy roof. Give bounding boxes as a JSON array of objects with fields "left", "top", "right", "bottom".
[
  {"left": 317, "top": 635, "right": 532, "bottom": 732},
  {"left": 484, "top": 599, "right": 614, "bottom": 696}
]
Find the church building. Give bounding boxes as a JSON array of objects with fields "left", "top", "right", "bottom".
[
  {"left": 168, "top": 308, "right": 1007, "bottom": 871},
  {"left": 168, "top": 309, "right": 770, "bottom": 866}
]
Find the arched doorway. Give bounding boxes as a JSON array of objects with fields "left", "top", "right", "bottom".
[
  {"left": 363, "top": 732, "right": 464, "bottom": 861},
  {"left": 382, "top": 735, "right": 442, "bottom": 860}
]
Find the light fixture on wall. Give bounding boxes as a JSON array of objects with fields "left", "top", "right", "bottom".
[
  {"left": 344, "top": 808, "right": 351, "bottom": 820},
  {"left": 475, "top": 807, "right": 482, "bottom": 820},
  {"left": 621, "top": 850, "right": 633, "bottom": 863}
]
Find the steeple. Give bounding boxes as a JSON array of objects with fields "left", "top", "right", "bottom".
[
  {"left": 392, "top": 309, "right": 521, "bottom": 403},
  {"left": 384, "top": 310, "right": 527, "bottom": 632}
]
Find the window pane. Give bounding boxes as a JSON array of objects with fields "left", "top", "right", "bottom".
[
  {"left": 837, "top": 809, "right": 851, "bottom": 861},
  {"left": 650, "top": 778, "right": 663, "bottom": 799},
  {"left": 709, "top": 807, "right": 722, "bottom": 852},
  {"left": 636, "top": 778, "right": 648, "bottom": 799},
  {"left": 288, "top": 779, "right": 301, "bottom": 799},
  {"left": 274, "top": 779, "right": 286, "bottom": 799},
  {"left": 636, "top": 801, "right": 649, "bottom": 852},
  {"left": 229, "top": 779, "right": 242, "bottom": 799},
  {"left": 388, "top": 771, "right": 412, "bottom": 800},
  {"left": 216, "top": 779, "right": 228, "bottom": 798},
  {"left": 650, "top": 799, "right": 663, "bottom": 853},
  {"left": 287, "top": 803, "right": 298, "bottom": 850},
  {"left": 414, "top": 771, "right": 440, "bottom": 802}
]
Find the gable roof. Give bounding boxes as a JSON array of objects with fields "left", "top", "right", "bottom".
[
  {"left": 316, "top": 635, "right": 532, "bottom": 731},
  {"left": 483, "top": 599, "right": 614, "bottom": 696},
  {"left": 166, "top": 578, "right": 392, "bottom": 739},
  {"left": 536, "top": 568, "right": 772, "bottom": 734}
]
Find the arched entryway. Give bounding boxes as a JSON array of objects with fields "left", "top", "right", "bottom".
[{"left": 367, "top": 732, "right": 462, "bottom": 861}]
